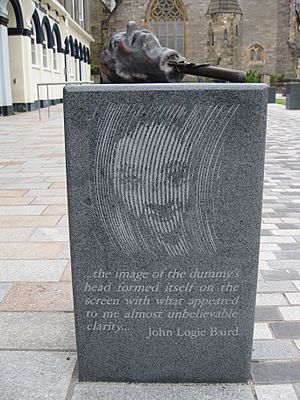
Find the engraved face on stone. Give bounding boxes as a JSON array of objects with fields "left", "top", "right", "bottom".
[
  {"left": 100, "top": 21, "right": 184, "bottom": 83},
  {"left": 93, "top": 102, "right": 239, "bottom": 257},
  {"left": 111, "top": 122, "right": 190, "bottom": 256}
]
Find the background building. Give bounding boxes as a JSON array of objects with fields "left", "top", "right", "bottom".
[
  {"left": 0, "top": 0, "right": 93, "bottom": 116},
  {"left": 90, "top": 0, "right": 300, "bottom": 80}
]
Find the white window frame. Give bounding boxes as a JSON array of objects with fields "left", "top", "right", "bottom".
[
  {"left": 42, "top": 25, "right": 49, "bottom": 69},
  {"left": 31, "top": 21, "right": 37, "bottom": 66},
  {"left": 53, "top": 34, "right": 58, "bottom": 71},
  {"left": 78, "top": 0, "right": 84, "bottom": 28},
  {"left": 70, "top": 55, "right": 75, "bottom": 76}
]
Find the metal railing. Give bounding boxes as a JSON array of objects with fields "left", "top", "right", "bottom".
[{"left": 37, "top": 81, "right": 93, "bottom": 120}]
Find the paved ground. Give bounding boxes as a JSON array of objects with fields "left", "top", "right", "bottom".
[{"left": 0, "top": 103, "right": 299, "bottom": 399}]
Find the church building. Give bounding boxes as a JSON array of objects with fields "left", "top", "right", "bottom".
[
  {"left": 0, "top": 0, "right": 93, "bottom": 116},
  {"left": 90, "top": 0, "right": 300, "bottom": 80}
]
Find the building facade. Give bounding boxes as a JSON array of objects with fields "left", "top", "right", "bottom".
[
  {"left": 90, "top": 0, "right": 300, "bottom": 80},
  {"left": 0, "top": 0, "right": 93, "bottom": 116}
]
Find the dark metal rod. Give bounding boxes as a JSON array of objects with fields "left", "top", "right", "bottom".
[{"left": 169, "top": 62, "right": 246, "bottom": 83}]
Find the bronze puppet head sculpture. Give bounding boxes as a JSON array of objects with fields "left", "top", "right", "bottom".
[{"left": 101, "top": 21, "right": 246, "bottom": 83}]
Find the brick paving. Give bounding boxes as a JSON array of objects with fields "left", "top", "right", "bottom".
[{"left": 0, "top": 103, "right": 299, "bottom": 399}]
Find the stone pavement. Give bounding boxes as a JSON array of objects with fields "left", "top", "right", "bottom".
[{"left": 0, "top": 103, "right": 299, "bottom": 400}]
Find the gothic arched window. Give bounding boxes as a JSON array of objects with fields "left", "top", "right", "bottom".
[
  {"left": 248, "top": 44, "right": 265, "bottom": 64},
  {"left": 146, "top": 0, "right": 187, "bottom": 55}
]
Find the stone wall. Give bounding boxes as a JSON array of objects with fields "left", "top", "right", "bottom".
[
  {"left": 90, "top": 0, "right": 111, "bottom": 67},
  {"left": 90, "top": 0, "right": 300, "bottom": 79},
  {"left": 276, "top": 0, "right": 298, "bottom": 79}
]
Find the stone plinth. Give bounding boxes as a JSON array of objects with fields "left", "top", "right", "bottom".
[
  {"left": 286, "top": 83, "right": 300, "bottom": 110},
  {"left": 64, "top": 83, "right": 268, "bottom": 383},
  {"left": 268, "top": 87, "right": 276, "bottom": 104}
]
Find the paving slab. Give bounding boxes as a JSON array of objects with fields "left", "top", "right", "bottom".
[
  {"left": 0, "top": 197, "right": 34, "bottom": 205},
  {"left": 0, "top": 283, "right": 12, "bottom": 302},
  {"left": 0, "top": 242, "right": 65, "bottom": 259},
  {"left": 294, "top": 383, "right": 300, "bottom": 397},
  {"left": 252, "top": 339, "right": 300, "bottom": 360},
  {"left": 0, "top": 215, "right": 61, "bottom": 227},
  {"left": 257, "top": 281, "right": 297, "bottom": 292},
  {"left": 0, "top": 259, "right": 67, "bottom": 281},
  {"left": 251, "top": 361, "right": 300, "bottom": 384},
  {"left": 31, "top": 196, "right": 67, "bottom": 205},
  {"left": 261, "top": 270, "right": 299, "bottom": 281},
  {"left": 28, "top": 227, "right": 69, "bottom": 242},
  {"left": 0, "top": 312, "right": 76, "bottom": 350},
  {"left": 0, "top": 227, "right": 35, "bottom": 241},
  {"left": 60, "top": 261, "right": 72, "bottom": 282},
  {"left": 0, "top": 282, "right": 73, "bottom": 311},
  {"left": 294, "top": 281, "right": 300, "bottom": 290},
  {"left": 256, "top": 294, "right": 288, "bottom": 306},
  {"left": 0, "top": 189, "right": 28, "bottom": 197},
  {"left": 255, "top": 306, "right": 283, "bottom": 322},
  {"left": 43, "top": 205, "right": 68, "bottom": 215},
  {"left": 286, "top": 293, "right": 300, "bottom": 304},
  {"left": 270, "top": 322, "right": 300, "bottom": 339},
  {"left": 71, "top": 383, "right": 255, "bottom": 400},
  {"left": 255, "top": 384, "right": 298, "bottom": 400},
  {"left": 0, "top": 351, "right": 76, "bottom": 400},
  {"left": 253, "top": 323, "right": 273, "bottom": 340},
  {"left": 0, "top": 205, "right": 46, "bottom": 215},
  {"left": 279, "top": 306, "right": 300, "bottom": 320}
]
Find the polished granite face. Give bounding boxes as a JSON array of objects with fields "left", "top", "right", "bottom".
[
  {"left": 286, "top": 83, "right": 300, "bottom": 110},
  {"left": 64, "top": 83, "right": 268, "bottom": 383}
]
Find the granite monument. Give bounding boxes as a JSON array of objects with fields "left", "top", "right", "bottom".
[
  {"left": 286, "top": 83, "right": 300, "bottom": 110},
  {"left": 268, "top": 87, "right": 276, "bottom": 104},
  {"left": 64, "top": 83, "right": 267, "bottom": 383}
]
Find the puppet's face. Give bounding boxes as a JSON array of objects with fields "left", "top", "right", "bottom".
[{"left": 100, "top": 21, "right": 184, "bottom": 83}]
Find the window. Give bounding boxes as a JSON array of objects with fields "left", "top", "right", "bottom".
[
  {"left": 146, "top": 0, "right": 186, "bottom": 54},
  {"left": 236, "top": 25, "right": 239, "bottom": 37},
  {"left": 78, "top": 0, "right": 84, "bottom": 28},
  {"left": 224, "top": 29, "right": 228, "bottom": 41},
  {"left": 42, "top": 25, "right": 49, "bottom": 68},
  {"left": 248, "top": 44, "right": 265, "bottom": 64},
  {"left": 31, "top": 20, "right": 37, "bottom": 65},
  {"left": 53, "top": 34, "right": 58, "bottom": 70},
  {"left": 70, "top": 56, "right": 75, "bottom": 76},
  {"left": 297, "top": 0, "right": 300, "bottom": 17}
]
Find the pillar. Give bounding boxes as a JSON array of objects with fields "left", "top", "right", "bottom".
[{"left": 0, "top": 0, "right": 13, "bottom": 116}]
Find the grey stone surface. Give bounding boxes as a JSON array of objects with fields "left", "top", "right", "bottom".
[
  {"left": 0, "top": 312, "right": 76, "bottom": 350},
  {"left": 286, "top": 83, "right": 300, "bottom": 110},
  {"left": 0, "top": 351, "right": 76, "bottom": 400},
  {"left": 257, "top": 280, "right": 297, "bottom": 292},
  {"left": 294, "top": 383, "right": 300, "bottom": 398},
  {"left": 251, "top": 361, "right": 300, "bottom": 384},
  {"left": 255, "top": 384, "right": 298, "bottom": 400},
  {"left": 64, "top": 84, "right": 267, "bottom": 383},
  {"left": 261, "top": 270, "right": 299, "bottom": 281},
  {"left": 271, "top": 322, "right": 300, "bottom": 339},
  {"left": 71, "top": 383, "right": 255, "bottom": 400},
  {"left": 255, "top": 307, "right": 283, "bottom": 322},
  {"left": 267, "top": 87, "right": 276, "bottom": 104},
  {"left": 0, "top": 260, "right": 68, "bottom": 282},
  {"left": 279, "top": 307, "right": 300, "bottom": 321},
  {"left": 253, "top": 323, "right": 273, "bottom": 339},
  {"left": 252, "top": 339, "right": 300, "bottom": 360},
  {"left": 0, "top": 283, "right": 11, "bottom": 302}
]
